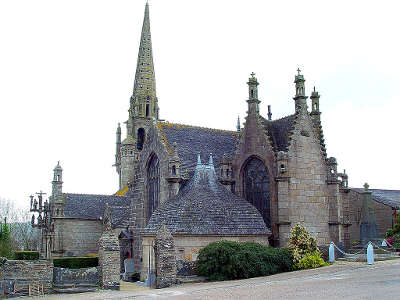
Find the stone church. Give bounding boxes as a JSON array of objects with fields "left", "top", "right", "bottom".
[{"left": 33, "top": 3, "right": 399, "bottom": 277}]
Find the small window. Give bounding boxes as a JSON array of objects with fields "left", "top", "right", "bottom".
[
  {"left": 172, "top": 165, "right": 176, "bottom": 175},
  {"left": 146, "top": 104, "right": 150, "bottom": 117},
  {"left": 250, "top": 90, "right": 254, "bottom": 98}
]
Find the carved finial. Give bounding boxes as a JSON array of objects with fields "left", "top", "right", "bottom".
[
  {"left": 209, "top": 153, "right": 213, "bottom": 167},
  {"left": 103, "top": 203, "right": 112, "bottom": 231},
  {"left": 268, "top": 105, "right": 272, "bottom": 121},
  {"left": 197, "top": 153, "right": 201, "bottom": 165},
  {"left": 236, "top": 116, "right": 241, "bottom": 132},
  {"left": 364, "top": 182, "right": 369, "bottom": 191},
  {"left": 172, "top": 142, "right": 178, "bottom": 156}
]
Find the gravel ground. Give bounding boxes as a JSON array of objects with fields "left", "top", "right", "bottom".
[{"left": 18, "top": 259, "right": 400, "bottom": 300}]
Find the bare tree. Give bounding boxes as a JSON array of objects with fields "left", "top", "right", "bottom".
[{"left": 0, "top": 197, "right": 38, "bottom": 251}]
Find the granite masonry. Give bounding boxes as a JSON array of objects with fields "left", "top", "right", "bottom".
[
  {"left": 154, "top": 224, "right": 177, "bottom": 289},
  {"left": 32, "top": 2, "right": 399, "bottom": 286},
  {"left": 0, "top": 259, "right": 53, "bottom": 295}
]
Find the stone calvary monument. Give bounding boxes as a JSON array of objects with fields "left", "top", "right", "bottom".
[{"left": 29, "top": 2, "right": 400, "bottom": 284}]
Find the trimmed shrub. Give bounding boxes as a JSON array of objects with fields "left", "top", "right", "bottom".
[
  {"left": 53, "top": 256, "right": 98, "bottom": 269},
  {"left": 196, "top": 240, "right": 294, "bottom": 281},
  {"left": 296, "top": 251, "right": 327, "bottom": 270},
  {"left": 14, "top": 251, "right": 39, "bottom": 260}
]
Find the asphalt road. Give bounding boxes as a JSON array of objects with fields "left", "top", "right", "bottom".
[{"left": 23, "top": 260, "right": 400, "bottom": 300}]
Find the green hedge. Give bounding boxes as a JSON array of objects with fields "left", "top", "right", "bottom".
[
  {"left": 53, "top": 256, "right": 98, "bottom": 269},
  {"left": 14, "top": 251, "right": 39, "bottom": 260},
  {"left": 196, "top": 240, "right": 294, "bottom": 281}
]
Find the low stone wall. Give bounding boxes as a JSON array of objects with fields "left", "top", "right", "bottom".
[
  {"left": 176, "top": 260, "right": 196, "bottom": 276},
  {"left": 0, "top": 258, "right": 53, "bottom": 295},
  {"left": 53, "top": 267, "right": 99, "bottom": 285}
]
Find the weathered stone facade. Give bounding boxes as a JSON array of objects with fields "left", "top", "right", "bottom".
[{"left": 0, "top": 259, "right": 53, "bottom": 294}]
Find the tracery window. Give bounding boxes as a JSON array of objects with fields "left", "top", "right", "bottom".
[
  {"left": 147, "top": 154, "right": 160, "bottom": 219},
  {"left": 243, "top": 157, "right": 271, "bottom": 228}
]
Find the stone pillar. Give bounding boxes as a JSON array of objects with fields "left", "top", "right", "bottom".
[
  {"left": 98, "top": 215, "right": 120, "bottom": 290},
  {"left": 360, "top": 184, "right": 379, "bottom": 246},
  {"left": 154, "top": 224, "right": 176, "bottom": 289}
]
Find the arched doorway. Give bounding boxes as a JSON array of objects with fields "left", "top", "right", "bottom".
[
  {"left": 147, "top": 154, "right": 160, "bottom": 219},
  {"left": 243, "top": 157, "right": 271, "bottom": 228}
]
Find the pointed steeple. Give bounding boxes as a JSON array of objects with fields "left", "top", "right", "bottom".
[
  {"left": 129, "top": 2, "right": 158, "bottom": 123},
  {"left": 236, "top": 116, "right": 241, "bottom": 132}
]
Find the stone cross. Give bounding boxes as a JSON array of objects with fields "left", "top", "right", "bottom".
[
  {"left": 250, "top": 72, "right": 255, "bottom": 78},
  {"left": 297, "top": 68, "right": 301, "bottom": 75}
]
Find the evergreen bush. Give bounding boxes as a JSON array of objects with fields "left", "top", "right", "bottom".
[
  {"left": 53, "top": 256, "right": 98, "bottom": 269},
  {"left": 196, "top": 240, "right": 294, "bottom": 281},
  {"left": 14, "top": 251, "right": 39, "bottom": 260}
]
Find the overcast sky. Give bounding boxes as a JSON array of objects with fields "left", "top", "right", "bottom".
[{"left": 1, "top": 0, "right": 399, "bottom": 209}]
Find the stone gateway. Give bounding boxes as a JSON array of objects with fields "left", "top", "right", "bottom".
[{"left": 32, "top": 2, "right": 399, "bottom": 283}]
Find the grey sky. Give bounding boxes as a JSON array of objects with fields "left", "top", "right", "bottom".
[{"left": 1, "top": 0, "right": 399, "bottom": 208}]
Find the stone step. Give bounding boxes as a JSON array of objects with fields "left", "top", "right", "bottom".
[
  {"left": 53, "top": 287, "right": 98, "bottom": 294},
  {"left": 177, "top": 275, "right": 207, "bottom": 284}
]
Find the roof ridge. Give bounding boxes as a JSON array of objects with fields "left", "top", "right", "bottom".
[
  {"left": 64, "top": 192, "right": 127, "bottom": 198},
  {"left": 271, "top": 114, "right": 296, "bottom": 122},
  {"left": 159, "top": 121, "right": 239, "bottom": 135}
]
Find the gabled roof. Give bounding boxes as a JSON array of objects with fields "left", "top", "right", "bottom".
[
  {"left": 158, "top": 122, "right": 240, "bottom": 173},
  {"left": 261, "top": 115, "right": 296, "bottom": 152},
  {"left": 143, "top": 156, "right": 270, "bottom": 236},
  {"left": 63, "top": 193, "right": 130, "bottom": 226},
  {"left": 351, "top": 188, "right": 400, "bottom": 209}
]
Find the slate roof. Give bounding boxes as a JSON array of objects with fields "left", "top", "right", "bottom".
[
  {"left": 63, "top": 193, "right": 130, "bottom": 226},
  {"left": 351, "top": 188, "right": 400, "bottom": 209},
  {"left": 261, "top": 115, "right": 296, "bottom": 152},
  {"left": 158, "top": 123, "right": 240, "bottom": 172},
  {"left": 143, "top": 156, "right": 270, "bottom": 236}
]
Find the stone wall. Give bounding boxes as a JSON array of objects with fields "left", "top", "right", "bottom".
[
  {"left": 154, "top": 225, "right": 176, "bottom": 288},
  {"left": 344, "top": 189, "right": 393, "bottom": 243},
  {"left": 52, "top": 218, "right": 102, "bottom": 257},
  {"left": 0, "top": 259, "right": 53, "bottom": 295},
  {"left": 285, "top": 112, "right": 330, "bottom": 246},
  {"left": 142, "top": 234, "right": 268, "bottom": 281},
  {"left": 53, "top": 267, "right": 99, "bottom": 285},
  {"left": 98, "top": 231, "right": 120, "bottom": 290}
]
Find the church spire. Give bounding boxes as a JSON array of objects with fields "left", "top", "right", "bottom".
[{"left": 129, "top": 2, "right": 158, "bottom": 123}]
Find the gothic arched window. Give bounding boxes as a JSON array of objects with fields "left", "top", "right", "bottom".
[
  {"left": 243, "top": 157, "right": 271, "bottom": 228},
  {"left": 147, "top": 154, "right": 160, "bottom": 219},
  {"left": 137, "top": 128, "right": 145, "bottom": 150}
]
